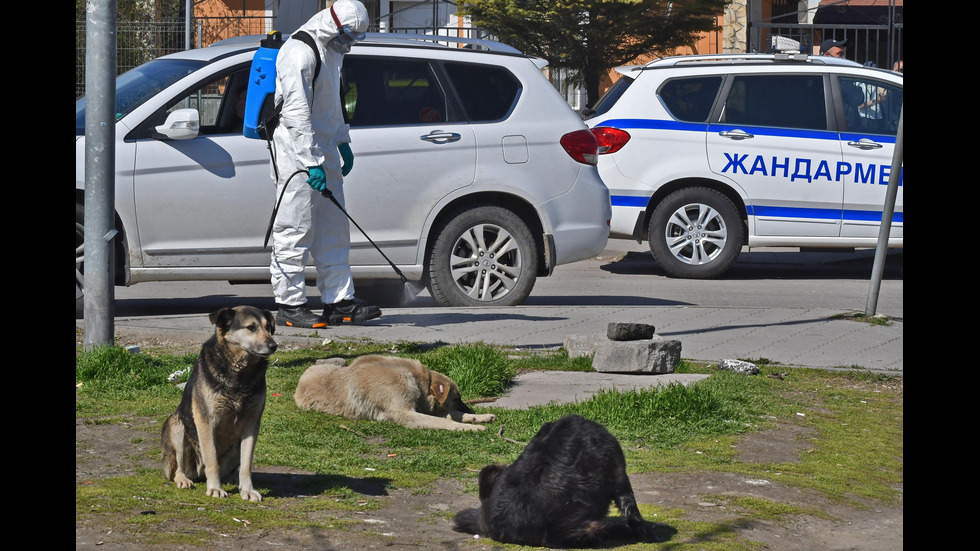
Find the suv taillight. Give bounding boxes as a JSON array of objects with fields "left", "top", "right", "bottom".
[
  {"left": 560, "top": 129, "right": 599, "bottom": 165},
  {"left": 590, "top": 127, "right": 631, "bottom": 155}
]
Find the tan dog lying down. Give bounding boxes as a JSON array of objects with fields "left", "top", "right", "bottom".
[{"left": 294, "top": 355, "right": 497, "bottom": 431}]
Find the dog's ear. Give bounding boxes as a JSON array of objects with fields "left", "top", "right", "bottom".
[
  {"left": 478, "top": 464, "right": 505, "bottom": 499},
  {"left": 262, "top": 309, "right": 276, "bottom": 335},
  {"left": 430, "top": 374, "right": 453, "bottom": 405},
  {"left": 208, "top": 308, "right": 235, "bottom": 329}
]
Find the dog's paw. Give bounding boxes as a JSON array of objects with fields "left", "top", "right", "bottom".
[
  {"left": 635, "top": 522, "right": 661, "bottom": 543},
  {"left": 173, "top": 473, "right": 194, "bottom": 489},
  {"left": 206, "top": 487, "right": 229, "bottom": 498},
  {"left": 240, "top": 489, "right": 263, "bottom": 502},
  {"left": 461, "top": 413, "right": 497, "bottom": 424}
]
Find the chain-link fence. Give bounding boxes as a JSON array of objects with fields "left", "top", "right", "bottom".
[{"left": 76, "top": 16, "right": 273, "bottom": 99}]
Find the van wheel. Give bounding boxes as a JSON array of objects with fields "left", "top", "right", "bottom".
[
  {"left": 427, "top": 206, "right": 538, "bottom": 307},
  {"left": 648, "top": 187, "right": 743, "bottom": 279},
  {"left": 76, "top": 203, "right": 85, "bottom": 319}
]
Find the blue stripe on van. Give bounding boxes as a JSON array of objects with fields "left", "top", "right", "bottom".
[
  {"left": 748, "top": 204, "right": 903, "bottom": 223},
  {"left": 612, "top": 197, "right": 903, "bottom": 224},
  {"left": 595, "top": 119, "right": 708, "bottom": 132},
  {"left": 610, "top": 195, "right": 650, "bottom": 207},
  {"left": 595, "top": 119, "right": 843, "bottom": 141}
]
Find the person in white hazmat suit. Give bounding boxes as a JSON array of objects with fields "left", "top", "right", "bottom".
[{"left": 270, "top": 0, "right": 381, "bottom": 328}]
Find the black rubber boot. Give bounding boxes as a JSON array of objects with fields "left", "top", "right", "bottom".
[
  {"left": 322, "top": 298, "right": 381, "bottom": 324},
  {"left": 276, "top": 303, "right": 328, "bottom": 328}
]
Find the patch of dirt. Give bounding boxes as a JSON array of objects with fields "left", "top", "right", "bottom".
[{"left": 75, "top": 417, "right": 902, "bottom": 550}]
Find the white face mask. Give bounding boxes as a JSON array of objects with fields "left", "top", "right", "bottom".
[{"left": 327, "top": 5, "right": 365, "bottom": 54}]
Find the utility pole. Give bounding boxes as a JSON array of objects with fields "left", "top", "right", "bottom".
[
  {"left": 83, "top": 0, "right": 117, "bottom": 349},
  {"left": 865, "top": 105, "right": 903, "bottom": 316}
]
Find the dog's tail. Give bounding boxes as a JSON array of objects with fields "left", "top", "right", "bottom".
[{"left": 452, "top": 508, "right": 485, "bottom": 535}]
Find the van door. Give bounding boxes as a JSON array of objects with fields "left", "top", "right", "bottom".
[
  {"left": 836, "top": 76, "right": 903, "bottom": 239},
  {"left": 707, "top": 73, "right": 843, "bottom": 238}
]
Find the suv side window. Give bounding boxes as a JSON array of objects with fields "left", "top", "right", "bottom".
[
  {"left": 838, "top": 77, "right": 902, "bottom": 136},
  {"left": 658, "top": 76, "right": 722, "bottom": 122},
  {"left": 343, "top": 57, "right": 450, "bottom": 126},
  {"left": 133, "top": 67, "right": 250, "bottom": 139},
  {"left": 444, "top": 62, "right": 520, "bottom": 122},
  {"left": 721, "top": 74, "right": 826, "bottom": 130}
]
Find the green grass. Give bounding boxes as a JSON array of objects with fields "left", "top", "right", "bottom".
[
  {"left": 829, "top": 310, "right": 894, "bottom": 326},
  {"left": 76, "top": 339, "right": 902, "bottom": 548}
]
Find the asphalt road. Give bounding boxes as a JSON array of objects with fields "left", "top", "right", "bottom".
[{"left": 107, "top": 244, "right": 904, "bottom": 319}]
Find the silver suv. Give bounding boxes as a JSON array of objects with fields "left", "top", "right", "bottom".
[
  {"left": 75, "top": 34, "right": 611, "bottom": 317},
  {"left": 585, "top": 53, "right": 902, "bottom": 278}
]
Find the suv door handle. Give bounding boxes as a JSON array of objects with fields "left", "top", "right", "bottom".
[
  {"left": 718, "top": 129, "right": 754, "bottom": 140},
  {"left": 420, "top": 131, "right": 461, "bottom": 143},
  {"left": 847, "top": 138, "right": 883, "bottom": 150}
]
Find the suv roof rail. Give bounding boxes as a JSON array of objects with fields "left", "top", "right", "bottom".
[
  {"left": 360, "top": 32, "right": 522, "bottom": 54},
  {"left": 209, "top": 32, "right": 522, "bottom": 54},
  {"left": 634, "top": 52, "right": 863, "bottom": 70}
]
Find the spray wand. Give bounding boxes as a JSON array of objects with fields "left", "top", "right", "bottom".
[{"left": 264, "top": 167, "right": 423, "bottom": 304}]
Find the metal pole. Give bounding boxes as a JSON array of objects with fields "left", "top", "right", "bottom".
[
  {"left": 185, "top": 0, "right": 191, "bottom": 50},
  {"left": 83, "top": 0, "right": 117, "bottom": 349},
  {"left": 865, "top": 104, "right": 903, "bottom": 316}
]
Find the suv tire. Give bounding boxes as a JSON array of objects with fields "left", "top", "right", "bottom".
[
  {"left": 76, "top": 203, "right": 85, "bottom": 319},
  {"left": 648, "top": 187, "right": 744, "bottom": 279},
  {"left": 427, "top": 206, "right": 538, "bottom": 307}
]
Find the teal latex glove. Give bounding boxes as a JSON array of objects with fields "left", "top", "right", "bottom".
[
  {"left": 306, "top": 165, "right": 326, "bottom": 191},
  {"left": 339, "top": 142, "right": 354, "bottom": 177}
]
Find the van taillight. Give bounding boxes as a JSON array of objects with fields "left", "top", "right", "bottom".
[
  {"left": 560, "top": 129, "right": 599, "bottom": 165},
  {"left": 590, "top": 127, "right": 631, "bottom": 155}
]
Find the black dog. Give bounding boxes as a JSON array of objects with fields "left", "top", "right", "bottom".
[{"left": 453, "top": 414, "right": 658, "bottom": 547}]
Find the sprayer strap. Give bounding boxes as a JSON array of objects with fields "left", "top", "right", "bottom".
[{"left": 290, "top": 31, "right": 322, "bottom": 82}]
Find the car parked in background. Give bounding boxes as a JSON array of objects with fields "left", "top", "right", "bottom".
[
  {"left": 585, "top": 53, "right": 902, "bottom": 278},
  {"left": 75, "top": 34, "right": 610, "bottom": 317}
]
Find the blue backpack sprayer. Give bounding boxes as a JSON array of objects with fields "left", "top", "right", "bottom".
[{"left": 243, "top": 31, "right": 417, "bottom": 296}]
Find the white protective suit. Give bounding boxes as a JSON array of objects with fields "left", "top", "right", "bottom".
[{"left": 269, "top": 0, "right": 369, "bottom": 307}]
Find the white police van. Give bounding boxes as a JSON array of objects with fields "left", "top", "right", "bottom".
[{"left": 585, "top": 53, "right": 902, "bottom": 278}]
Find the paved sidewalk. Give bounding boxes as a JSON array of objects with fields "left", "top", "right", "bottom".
[
  {"left": 79, "top": 246, "right": 902, "bottom": 389},
  {"left": 92, "top": 302, "right": 903, "bottom": 374}
]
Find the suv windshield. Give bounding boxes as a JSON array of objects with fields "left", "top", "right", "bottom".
[{"left": 75, "top": 58, "right": 206, "bottom": 136}]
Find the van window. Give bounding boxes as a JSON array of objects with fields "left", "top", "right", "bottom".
[
  {"left": 658, "top": 76, "right": 721, "bottom": 122},
  {"left": 839, "top": 77, "right": 902, "bottom": 136},
  {"left": 721, "top": 74, "right": 827, "bottom": 131},
  {"left": 588, "top": 74, "right": 634, "bottom": 118}
]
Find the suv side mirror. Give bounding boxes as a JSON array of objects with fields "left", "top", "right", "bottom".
[{"left": 154, "top": 108, "right": 200, "bottom": 140}]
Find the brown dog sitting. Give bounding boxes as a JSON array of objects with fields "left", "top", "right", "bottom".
[
  {"left": 161, "top": 306, "right": 277, "bottom": 501},
  {"left": 294, "top": 354, "right": 496, "bottom": 431}
]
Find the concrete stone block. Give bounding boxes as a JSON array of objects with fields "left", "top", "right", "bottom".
[
  {"left": 592, "top": 338, "right": 681, "bottom": 373},
  {"left": 563, "top": 334, "right": 605, "bottom": 358},
  {"left": 718, "top": 359, "right": 759, "bottom": 375},
  {"left": 607, "top": 322, "right": 656, "bottom": 341}
]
